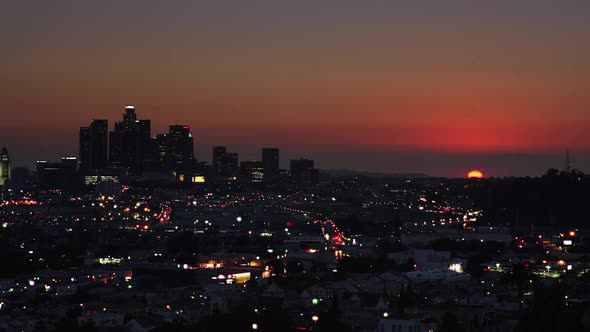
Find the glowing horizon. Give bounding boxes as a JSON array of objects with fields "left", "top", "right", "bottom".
[{"left": 1, "top": 1, "right": 589, "bottom": 176}]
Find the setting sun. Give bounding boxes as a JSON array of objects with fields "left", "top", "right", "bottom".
[{"left": 468, "top": 170, "right": 484, "bottom": 179}]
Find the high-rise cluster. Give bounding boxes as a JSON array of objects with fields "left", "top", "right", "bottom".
[
  {"left": 80, "top": 105, "right": 194, "bottom": 177},
  {"left": 107, "top": 105, "right": 152, "bottom": 175},
  {"left": 74, "top": 104, "right": 319, "bottom": 187}
]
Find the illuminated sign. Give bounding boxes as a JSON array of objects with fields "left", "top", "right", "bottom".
[
  {"left": 98, "top": 257, "right": 122, "bottom": 264},
  {"left": 192, "top": 176, "right": 205, "bottom": 183}
]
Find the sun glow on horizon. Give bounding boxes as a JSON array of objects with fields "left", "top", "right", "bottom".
[{"left": 468, "top": 170, "right": 484, "bottom": 179}]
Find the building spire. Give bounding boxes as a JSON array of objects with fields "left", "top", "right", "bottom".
[{"left": 565, "top": 149, "right": 571, "bottom": 172}]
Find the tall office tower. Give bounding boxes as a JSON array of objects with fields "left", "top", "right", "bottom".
[
  {"left": 79, "top": 120, "right": 108, "bottom": 173},
  {"left": 212, "top": 146, "right": 227, "bottom": 174},
  {"left": 240, "top": 160, "right": 264, "bottom": 184},
  {"left": 167, "top": 125, "right": 194, "bottom": 173},
  {"left": 133, "top": 119, "right": 151, "bottom": 174},
  {"left": 262, "top": 148, "right": 279, "bottom": 181},
  {"left": 90, "top": 120, "right": 108, "bottom": 170},
  {"left": 123, "top": 105, "right": 137, "bottom": 124},
  {"left": 290, "top": 158, "right": 319, "bottom": 186},
  {"left": 109, "top": 105, "right": 151, "bottom": 175},
  {"left": 220, "top": 152, "right": 238, "bottom": 177},
  {"left": 0, "top": 147, "right": 11, "bottom": 186},
  {"left": 108, "top": 130, "right": 124, "bottom": 169},
  {"left": 109, "top": 116, "right": 126, "bottom": 169},
  {"left": 79, "top": 127, "right": 91, "bottom": 173},
  {"left": 154, "top": 134, "right": 168, "bottom": 170}
]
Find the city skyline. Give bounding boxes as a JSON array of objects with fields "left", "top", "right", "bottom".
[
  {"left": 1, "top": 3, "right": 590, "bottom": 331},
  {"left": 2, "top": 1, "right": 590, "bottom": 177},
  {"left": 1, "top": 104, "right": 587, "bottom": 178}
]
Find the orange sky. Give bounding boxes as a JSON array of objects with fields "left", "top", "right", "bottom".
[{"left": 1, "top": 1, "right": 589, "bottom": 176}]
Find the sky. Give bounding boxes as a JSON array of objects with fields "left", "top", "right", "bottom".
[{"left": 1, "top": 1, "right": 589, "bottom": 177}]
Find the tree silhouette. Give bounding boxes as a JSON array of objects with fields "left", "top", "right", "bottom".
[{"left": 500, "top": 263, "right": 535, "bottom": 312}]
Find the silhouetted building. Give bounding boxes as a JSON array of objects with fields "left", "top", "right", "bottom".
[
  {"left": 10, "top": 167, "right": 32, "bottom": 188},
  {"left": 195, "top": 161, "right": 212, "bottom": 180},
  {"left": 61, "top": 156, "right": 78, "bottom": 172},
  {"left": 240, "top": 160, "right": 264, "bottom": 184},
  {"left": 133, "top": 118, "right": 152, "bottom": 174},
  {"left": 262, "top": 148, "right": 279, "bottom": 181},
  {"left": 108, "top": 130, "right": 124, "bottom": 169},
  {"left": 167, "top": 125, "right": 194, "bottom": 174},
  {"left": 212, "top": 146, "right": 239, "bottom": 177},
  {"left": 290, "top": 158, "right": 319, "bottom": 186},
  {"left": 220, "top": 152, "right": 238, "bottom": 177},
  {"left": 0, "top": 147, "right": 10, "bottom": 186},
  {"left": 137, "top": 135, "right": 162, "bottom": 174},
  {"left": 109, "top": 105, "right": 151, "bottom": 175},
  {"left": 79, "top": 120, "right": 108, "bottom": 173},
  {"left": 79, "top": 127, "right": 90, "bottom": 172},
  {"left": 37, "top": 157, "right": 79, "bottom": 190},
  {"left": 212, "top": 146, "right": 226, "bottom": 174}
]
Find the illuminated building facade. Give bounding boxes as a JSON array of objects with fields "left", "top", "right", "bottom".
[
  {"left": 0, "top": 147, "right": 10, "bottom": 186},
  {"left": 240, "top": 160, "right": 264, "bottom": 184}
]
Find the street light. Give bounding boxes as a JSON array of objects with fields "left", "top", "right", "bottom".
[
  {"left": 312, "top": 315, "right": 319, "bottom": 323},
  {"left": 252, "top": 323, "right": 258, "bottom": 330}
]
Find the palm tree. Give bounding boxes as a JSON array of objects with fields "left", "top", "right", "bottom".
[{"left": 500, "top": 263, "right": 535, "bottom": 312}]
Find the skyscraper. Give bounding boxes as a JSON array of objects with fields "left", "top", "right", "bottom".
[
  {"left": 79, "top": 120, "right": 108, "bottom": 173},
  {"left": 109, "top": 105, "right": 151, "bottom": 175},
  {"left": 123, "top": 104, "right": 137, "bottom": 124},
  {"left": 290, "top": 158, "right": 319, "bottom": 186},
  {"left": 212, "top": 146, "right": 227, "bottom": 174},
  {"left": 79, "top": 127, "right": 90, "bottom": 172},
  {"left": 133, "top": 119, "right": 151, "bottom": 174},
  {"left": 108, "top": 130, "right": 124, "bottom": 169},
  {"left": 262, "top": 148, "right": 279, "bottom": 181},
  {"left": 167, "top": 125, "right": 194, "bottom": 173},
  {"left": 0, "top": 147, "right": 11, "bottom": 186},
  {"left": 220, "top": 152, "right": 239, "bottom": 177},
  {"left": 154, "top": 133, "right": 168, "bottom": 170},
  {"left": 90, "top": 120, "right": 108, "bottom": 171}
]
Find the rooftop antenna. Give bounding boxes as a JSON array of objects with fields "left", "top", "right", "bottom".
[{"left": 565, "top": 149, "right": 572, "bottom": 172}]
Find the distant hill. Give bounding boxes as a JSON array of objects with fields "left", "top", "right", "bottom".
[{"left": 321, "top": 169, "right": 430, "bottom": 178}]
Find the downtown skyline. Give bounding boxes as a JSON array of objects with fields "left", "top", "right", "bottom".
[{"left": 2, "top": 1, "right": 590, "bottom": 177}]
